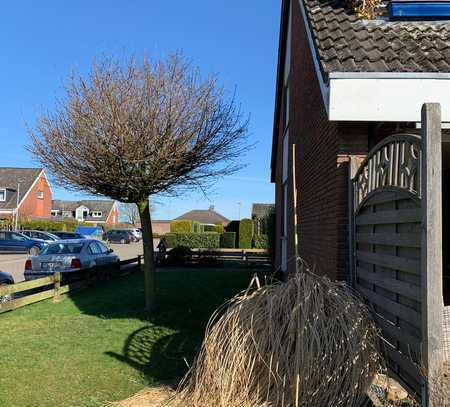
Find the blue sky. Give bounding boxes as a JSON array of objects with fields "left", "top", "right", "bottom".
[{"left": 0, "top": 1, "right": 280, "bottom": 221}]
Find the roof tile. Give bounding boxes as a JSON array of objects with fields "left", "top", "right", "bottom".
[{"left": 302, "top": 0, "right": 450, "bottom": 77}]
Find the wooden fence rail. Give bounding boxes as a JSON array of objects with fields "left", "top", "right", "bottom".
[{"left": 0, "top": 255, "right": 142, "bottom": 315}]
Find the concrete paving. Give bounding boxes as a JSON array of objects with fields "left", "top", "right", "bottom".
[{"left": 0, "top": 241, "right": 149, "bottom": 283}]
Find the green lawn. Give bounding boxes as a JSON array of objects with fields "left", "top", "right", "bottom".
[{"left": 0, "top": 268, "right": 259, "bottom": 407}]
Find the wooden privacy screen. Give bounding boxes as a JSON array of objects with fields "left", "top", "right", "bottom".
[
  {"left": 351, "top": 104, "right": 444, "bottom": 407},
  {"left": 352, "top": 134, "right": 424, "bottom": 398}
]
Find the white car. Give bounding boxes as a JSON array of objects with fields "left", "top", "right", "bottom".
[
  {"left": 128, "top": 228, "right": 142, "bottom": 241},
  {"left": 24, "top": 239, "right": 120, "bottom": 280}
]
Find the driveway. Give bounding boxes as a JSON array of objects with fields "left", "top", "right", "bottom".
[{"left": 0, "top": 240, "right": 155, "bottom": 283}]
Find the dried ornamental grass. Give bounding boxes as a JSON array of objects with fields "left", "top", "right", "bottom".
[{"left": 166, "top": 268, "right": 381, "bottom": 407}]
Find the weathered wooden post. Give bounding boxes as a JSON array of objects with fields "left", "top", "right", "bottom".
[
  {"left": 53, "top": 272, "right": 61, "bottom": 303},
  {"left": 421, "top": 103, "right": 444, "bottom": 406}
]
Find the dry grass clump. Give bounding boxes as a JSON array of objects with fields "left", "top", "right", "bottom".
[{"left": 166, "top": 269, "right": 381, "bottom": 407}]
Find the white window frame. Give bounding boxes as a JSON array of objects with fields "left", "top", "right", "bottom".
[
  {"left": 0, "top": 189, "right": 5, "bottom": 202},
  {"left": 51, "top": 210, "right": 59, "bottom": 217},
  {"left": 37, "top": 190, "right": 44, "bottom": 199},
  {"left": 92, "top": 211, "right": 103, "bottom": 218}
]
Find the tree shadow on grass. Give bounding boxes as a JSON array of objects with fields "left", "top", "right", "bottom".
[{"left": 68, "top": 266, "right": 269, "bottom": 387}]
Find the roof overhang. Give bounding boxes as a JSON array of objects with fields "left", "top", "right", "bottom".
[{"left": 328, "top": 72, "right": 450, "bottom": 122}]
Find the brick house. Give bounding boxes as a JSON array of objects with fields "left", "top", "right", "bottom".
[
  {"left": 271, "top": 2, "right": 450, "bottom": 399},
  {"left": 175, "top": 206, "right": 230, "bottom": 227},
  {"left": 271, "top": 0, "right": 450, "bottom": 281},
  {"left": 0, "top": 168, "right": 52, "bottom": 221},
  {"left": 51, "top": 199, "right": 119, "bottom": 227}
]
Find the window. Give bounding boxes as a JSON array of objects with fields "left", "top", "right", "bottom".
[
  {"left": 92, "top": 211, "right": 103, "bottom": 218},
  {"left": 88, "top": 242, "right": 102, "bottom": 254},
  {"left": 51, "top": 210, "right": 59, "bottom": 217},
  {"left": 0, "top": 189, "right": 5, "bottom": 202},
  {"left": 37, "top": 190, "right": 44, "bottom": 199}
]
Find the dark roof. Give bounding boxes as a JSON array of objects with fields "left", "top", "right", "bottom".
[
  {"left": 175, "top": 209, "right": 230, "bottom": 224},
  {"left": 0, "top": 168, "right": 43, "bottom": 210},
  {"left": 251, "top": 203, "right": 275, "bottom": 219},
  {"left": 304, "top": 0, "right": 450, "bottom": 80},
  {"left": 52, "top": 200, "right": 116, "bottom": 222}
]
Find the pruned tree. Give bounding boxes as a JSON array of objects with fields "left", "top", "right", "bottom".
[{"left": 28, "top": 54, "right": 249, "bottom": 311}]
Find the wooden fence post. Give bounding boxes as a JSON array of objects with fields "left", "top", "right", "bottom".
[
  {"left": 421, "top": 103, "right": 443, "bottom": 407},
  {"left": 53, "top": 272, "right": 61, "bottom": 303}
]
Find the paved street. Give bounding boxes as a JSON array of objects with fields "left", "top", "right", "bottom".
[{"left": 0, "top": 241, "right": 147, "bottom": 283}]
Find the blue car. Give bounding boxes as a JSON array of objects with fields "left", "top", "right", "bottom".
[{"left": 0, "top": 231, "right": 46, "bottom": 255}]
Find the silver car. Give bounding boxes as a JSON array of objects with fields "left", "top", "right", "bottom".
[
  {"left": 20, "top": 230, "right": 60, "bottom": 243},
  {"left": 24, "top": 239, "right": 120, "bottom": 280}
]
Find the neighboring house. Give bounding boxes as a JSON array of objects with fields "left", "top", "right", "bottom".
[
  {"left": 271, "top": 0, "right": 450, "bottom": 400},
  {"left": 175, "top": 206, "right": 230, "bottom": 227},
  {"left": 251, "top": 203, "right": 275, "bottom": 235},
  {"left": 51, "top": 200, "right": 119, "bottom": 226},
  {"left": 0, "top": 167, "right": 52, "bottom": 221}
]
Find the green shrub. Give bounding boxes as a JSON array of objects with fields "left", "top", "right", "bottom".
[
  {"left": 253, "top": 234, "right": 268, "bottom": 249},
  {"left": 162, "top": 232, "right": 220, "bottom": 249},
  {"left": 214, "top": 224, "right": 224, "bottom": 234},
  {"left": 238, "top": 218, "right": 254, "bottom": 249},
  {"left": 170, "top": 220, "right": 193, "bottom": 233},
  {"left": 220, "top": 232, "right": 236, "bottom": 248},
  {"left": 226, "top": 220, "right": 240, "bottom": 247},
  {"left": 18, "top": 219, "right": 90, "bottom": 233},
  {"left": 203, "top": 224, "right": 216, "bottom": 232}
]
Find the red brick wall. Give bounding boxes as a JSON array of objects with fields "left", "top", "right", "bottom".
[
  {"left": 273, "top": 0, "right": 368, "bottom": 280},
  {"left": 105, "top": 204, "right": 119, "bottom": 226},
  {"left": 18, "top": 172, "right": 52, "bottom": 219},
  {"left": 152, "top": 221, "right": 170, "bottom": 235}
]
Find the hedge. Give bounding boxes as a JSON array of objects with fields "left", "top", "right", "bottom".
[
  {"left": 170, "top": 220, "right": 192, "bottom": 233},
  {"left": 238, "top": 218, "right": 254, "bottom": 249},
  {"left": 253, "top": 234, "right": 268, "bottom": 249},
  {"left": 192, "top": 221, "right": 201, "bottom": 233},
  {"left": 19, "top": 219, "right": 91, "bottom": 233},
  {"left": 220, "top": 232, "right": 236, "bottom": 248},
  {"left": 163, "top": 232, "right": 220, "bottom": 249},
  {"left": 226, "top": 220, "right": 240, "bottom": 247},
  {"left": 214, "top": 224, "right": 224, "bottom": 234}
]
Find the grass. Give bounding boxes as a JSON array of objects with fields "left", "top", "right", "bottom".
[{"left": 0, "top": 267, "right": 261, "bottom": 407}]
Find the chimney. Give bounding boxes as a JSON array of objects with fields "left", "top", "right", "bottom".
[{"left": 209, "top": 205, "right": 215, "bottom": 211}]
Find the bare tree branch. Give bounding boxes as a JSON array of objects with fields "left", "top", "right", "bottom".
[{"left": 28, "top": 53, "right": 250, "bottom": 311}]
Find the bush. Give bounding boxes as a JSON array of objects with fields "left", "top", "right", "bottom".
[
  {"left": 163, "top": 232, "right": 220, "bottom": 249},
  {"left": 253, "top": 234, "right": 268, "bottom": 249},
  {"left": 18, "top": 219, "right": 90, "bottom": 233},
  {"left": 238, "top": 218, "right": 254, "bottom": 249},
  {"left": 165, "top": 245, "right": 192, "bottom": 266},
  {"left": 170, "top": 220, "right": 193, "bottom": 233},
  {"left": 214, "top": 224, "right": 224, "bottom": 234},
  {"left": 226, "top": 220, "right": 240, "bottom": 247},
  {"left": 220, "top": 232, "right": 236, "bottom": 248}
]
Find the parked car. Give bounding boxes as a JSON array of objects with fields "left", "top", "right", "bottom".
[
  {"left": 0, "top": 231, "right": 46, "bottom": 255},
  {"left": 52, "top": 231, "right": 86, "bottom": 240},
  {"left": 24, "top": 239, "right": 120, "bottom": 280},
  {"left": 0, "top": 270, "right": 14, "bottom": 303},
  {"left": 20, "top": 230, "right": 60, "bottom": 243},
  {"left": 75, "top": 226, "right": 104, "bottom": 240},
  {"left": 105, "top": 229, "right": 134, "bottom": 244},
  {"left": 127, "top": 228, "right": 142, "bottom": 241}
]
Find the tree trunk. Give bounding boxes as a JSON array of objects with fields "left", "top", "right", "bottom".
[{"left": 137, "top": 199, "right": 156, "bottom": 312}]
